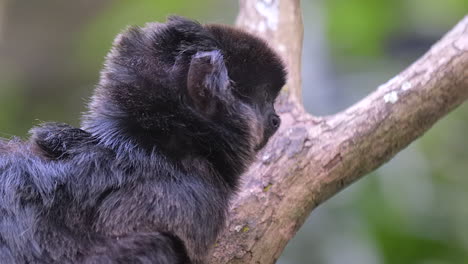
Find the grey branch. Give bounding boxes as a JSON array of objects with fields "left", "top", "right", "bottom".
[{"left": 209, "top": 0, "right": 468, "bottom": 263}]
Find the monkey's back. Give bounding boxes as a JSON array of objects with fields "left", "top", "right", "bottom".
[{"left": 0, "top": 124, "right": 229, "bottom": 263}]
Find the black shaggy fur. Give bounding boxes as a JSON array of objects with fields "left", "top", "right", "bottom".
[{"left": 0, "top": 16, "right": 286, "bottom": 264}]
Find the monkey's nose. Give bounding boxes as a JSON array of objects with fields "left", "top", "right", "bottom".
[{"left": 269, "top": 114, "right": 281, "bottom": 130}]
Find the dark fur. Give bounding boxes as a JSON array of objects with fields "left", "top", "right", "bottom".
[{"left": 0, "top": 16, "right": 286, "bottom": 264}]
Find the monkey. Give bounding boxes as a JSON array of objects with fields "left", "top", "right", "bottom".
[{"left": 0, "top": 16, "right": 286, "bottom": 264}]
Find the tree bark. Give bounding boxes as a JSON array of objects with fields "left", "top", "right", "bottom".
[{"left": 209, "top": 0, "right": 468, "bottom": 263}]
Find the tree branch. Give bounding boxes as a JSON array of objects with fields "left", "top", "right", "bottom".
[{"left": 209, "top": 0, "right": 468, "bottom": 262}]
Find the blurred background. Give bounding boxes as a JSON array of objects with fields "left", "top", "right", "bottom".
[{"left": 0, "top": 0, "right": 466, "bottom": 263}]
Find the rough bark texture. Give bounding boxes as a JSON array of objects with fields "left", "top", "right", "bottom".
[{"left": 209, "top": 0, "right": 468, "bottom": 263}]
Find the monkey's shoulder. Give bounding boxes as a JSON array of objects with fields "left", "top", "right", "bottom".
[{"left": 30, "top": 122, "right": 95, "bottom": 159}]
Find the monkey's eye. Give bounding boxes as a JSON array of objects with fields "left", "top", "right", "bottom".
[
  {"left": 262, "top": 88, "right": 275, "bottom": 104},
  {"left": 263, "top": 90, "right": 270, "bottom": 100}
]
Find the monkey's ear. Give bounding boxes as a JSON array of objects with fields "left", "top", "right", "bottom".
[{"left": 187, "top": 50, "right": 230, "bottom": 115}]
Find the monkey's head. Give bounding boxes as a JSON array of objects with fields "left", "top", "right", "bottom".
[
  {"left": 203, "top": 24, "right": 286, "bottom": 151},
  {"left": 83, "top": 16, "right": 286, "bottom": 176}
]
